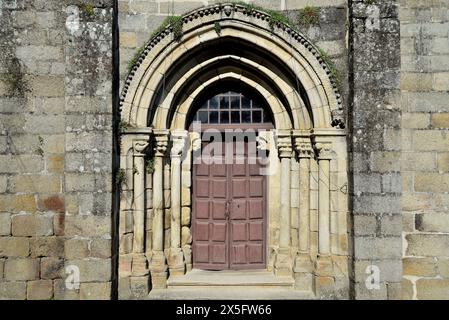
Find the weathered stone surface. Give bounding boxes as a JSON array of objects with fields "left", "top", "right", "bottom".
[
  {"left": 64, "top": 216, "right": 111, "bottom": 237},
  {"left": 416, "top": 212, "right": 449, "bottom": 232},
  {"left": 406, "top": 234, "right": 449, "bottom": 257},
  {"left": 65, "top": 259, "right": 111, "bottom": 282},
  {"left": 4, "top": 258, "right": 39, "bottom": 281},
  {"left": 12, "top": 214, "right": 53, "bottom": 237},
  {"left": 80, "top": 282, "right": 111, "bottom": 300},
  {"left": 41, "top": 257, "right": 64, "bottom": 279},
  {"left": 27, "top": 280, "right": 53, "bottom": 300},
  {"left": 65, "top": 239, "right": 90, "bottom": 259},
  {"left": 403, "top": 257, "right": 437, "bottom": 277},
  {"left": 30, "top": 236, "right": 64, "bottom": 258},
  {"left": 0, "top": 213, "right": 11, "bottom": 235},
  {"left": 0, "top": 237, "right": 30, "bottom": 257},
  {"left": 416, "top": 279, "right": 449, "bottom": 300},
  {"left": 0, "top": 281, "right": 27, "bottom": 300}
]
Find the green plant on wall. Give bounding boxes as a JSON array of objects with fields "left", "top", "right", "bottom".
[
  {"left": 80, "top": 3, "right": 95, "bottom": 18},
  {"left": 128, "top": 16, "right": 184, "bottom": 72},
  {"left": 214, "top": 21, "right": 222, "bottom": 35},
  {"left": 146, "top": 157, "right": 155, "bottom": 174},
  {"left": 117, "top": 168, "right": 126, "bottom": 190},
  {"left": 318, "top": 48, "right": 342, "bottom": 89},
  {"left": 118, "top": 120, "right": 130, "bottom": 132},
  {"left": 298, "top": 6, "right": 320, "bottom": 28}
]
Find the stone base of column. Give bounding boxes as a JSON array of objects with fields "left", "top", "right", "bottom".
[
  {"left": 315, "top": 255, "right": 334, "bottom": 277},
  {"left": 274, "top": 248, "right": 293, "bottom": 277},
  {"left": 130, "top": 276, "right": 150, "bottom": 298},
  {"left": 293, "top": 253, "right": 313, "bottom": 273},
  {"left": 168, "top": 248, "right": 185, "bottom": 277},
  {"left": 149, "top": 250, "right": 167, "bottom": 289},
  {"left": 131, "top": 253, "right": 149, "bottom": 276},
  {"left": 182, "top": 245, "right": 192, "bottom": 272},
  {"left": 294, "top": 272, "right": 314, "bottom": 292}
]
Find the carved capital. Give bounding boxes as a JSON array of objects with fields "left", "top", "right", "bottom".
[
  {"left": 257, "top": 131, "right": 271, "bottom": 152},
  {"left": 153, "top": 130, "right": 170, "bottom": 157},
  {"left": 276, "top": 131, "right": 292, "bottom": 159},
  {"left": 190, "top": 131, "right": 201, "bottom": 153},
  {"left": 171, "top": 130, "right": 189, "bottom": 158},
  {"left": 315, "top": 142, "right": 333, "bottom": 160},
  {"left": 133, "top": 140, "right": 150, "bottom": 157},
  {"left": 294, "top": 136, "right": 313, "bottom": 159}
]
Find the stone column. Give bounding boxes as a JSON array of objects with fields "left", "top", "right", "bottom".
[
  {"left": 315, "top": 142, "right": 333, "bottom": 279},
  {"left": 317, "top": 143, "right": 332, "bottom": 255},
  {"left": 131, "top": 140, "right": 150, "bottom": 277},
  {"left": 150, "top": 129, "right": 169, "bottom": 288},
  {"left": 275, "top": 131, "right": 293, "bottom": 277},
  {"left": 168, "top": 130, "right": 188, "bottom": 276},
  {"left": 293, "top": 134, "right": 314, "bottom": 290}
]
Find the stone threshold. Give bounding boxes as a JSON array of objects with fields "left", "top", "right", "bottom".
[
  {"left": 167, "top": 269, "right": 295, "bottom": 287},
  {"left": 147, "top": 269, "right": 315, "bottom": 300}
]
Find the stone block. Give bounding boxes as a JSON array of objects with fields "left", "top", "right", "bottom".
[
  {"left": 431, "top": 112, "right": 449, "bottom": 128},
  {"left": 353, "top": 215, "right": 377, "bottom": 236},
  {"left": 413, "top": 130, "right": 449, "bottom": 151},
  {"left": 91, "top": 239, "right": 111, "bottom": 258},
  {"left": 401, "top": 152, "right": 436, "bottom": 171},
  {"left": 370, "top": 152, "right": 401, "bottom": 172},
  {"left": 120, "top": 32, "right": 137, "bottom": 48},
  {"left": 26, "top": 75, "right": 65, "bottom": 97},
  {"left": 0, "top": 281, "right": 27, "bottom": 300},
  {"left": 402, "top": 112, "right": 430, "bottom": 129},
  {"left": 403, "top": 257, "right": 437, "bottom": 277},
  {"left": 53, "top": 278, "right": 79, "bottom": 300},
  {"left": 433, "top": 73, "right": 449, "bottom": 91},
  {"left": 47, "top": 155, "right": 64, "bottom": 173},
  {"left": 416, "top": 212, "right": 449, "bottom": 232},
  {"left": 0, "top": 237, "right": 30, "bottom": 257},
  {"left": 4, "top": 258, "right": 39, "bottom": 281},
  {"left": 416, "top": 279, "right": 449, "bottom": 300},
  {"left": 30, "top": 236, "right": 64, "bottom": 258},
  {"left": 415, "top": 173, "right": 449, "bottom": 192},
  {"left": 380, "top": 214, "right": 402, "bottom": 236},
  {"left": 65, "top": 216, "right": 111, "bottom": 237},
  {"left": 406, "top": 234, "right": 449, "bottom": 257},
  {"left": 65, "top": 259, "right": 111, "bottom": 282},
  {"left": 437, "top": 153, "right": 449, "bottom": 172},
  {"left": 130, "top": 276, "right": 150, "bottom": 298},
  {"left": 402, "top": 278, "right": 414, "bottom": 300},
  {"left": 0, "top": 194, "right": 37, "bottom": 212},
  {"left": 65, "top": 239, "right": 90, "bottom": 259},
  {"left": 0, "top": 213, "right": 11, "bottom": 235},
  {"left": 27, "top": 280, "right": 53, "bottom": 300},
  {"left": 9, "top": 175, "right": 61, "bottom": 193},
  {"left": 12, "top": 214, "right": 53, "bottom": 237},
  {"left": 354, "top": 236, "right": 402, "bottom": 260},
  {"left": 41, "top": 257, "right": 64, "bottom": 279},
  {"left": 80, "top": 282, "right": 111, "bottom": 300}
]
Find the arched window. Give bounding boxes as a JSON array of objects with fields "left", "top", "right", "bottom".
[{"left": 192, "top": 91, "right": 273, "bottom": 125}]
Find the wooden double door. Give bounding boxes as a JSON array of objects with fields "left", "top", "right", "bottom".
[{"left": 192, "top": 137, "right": 267, "bottom": 270}]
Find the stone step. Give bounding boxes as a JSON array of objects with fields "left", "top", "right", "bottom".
[
  {"left": 148, "top": 288, "right": 315, "bottom": 300},
  {"left": 167, "top": 269, "right": 295, "bottom": 288}
]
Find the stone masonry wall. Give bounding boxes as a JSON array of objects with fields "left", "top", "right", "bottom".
[
  {"left": 0, "top": 0, "right": 114, "bottom": 299},
  {"left": 400, "top": 0, "right": 449, "bottom": 300},
  {"left": 349, "top": 0, "right": 403, "bottom": 299}
]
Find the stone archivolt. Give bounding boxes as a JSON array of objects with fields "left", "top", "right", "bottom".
[{"left": 118, "top": 3, "right": 348, "bottom": 299}]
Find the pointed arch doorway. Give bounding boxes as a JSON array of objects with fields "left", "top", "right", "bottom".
[{"left": 190, "top": 89, "right": 274, "bottom": 271}]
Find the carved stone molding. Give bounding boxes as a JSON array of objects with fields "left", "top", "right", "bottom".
[
  {"left": 315, "top": 142, "right": 333, "bottom": 160},
  {"left": 276, "top": 131, "right": 293, "bottom": 159},
  {"left": 133, "top": 140, "right": 150, "bottom": 157},
  {"left": 153, "top": 130, "right": 170, "bottom": 157},
  {"left": 293, "top": 135, "right": 313, "bottom": 159},
  {"left": 171, "top": 130, "right": 189, "bottom": 158}
]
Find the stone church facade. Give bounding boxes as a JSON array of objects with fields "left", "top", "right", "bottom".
[{"left": 0, "top": 0, "right": 448, "bottom": 300}]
